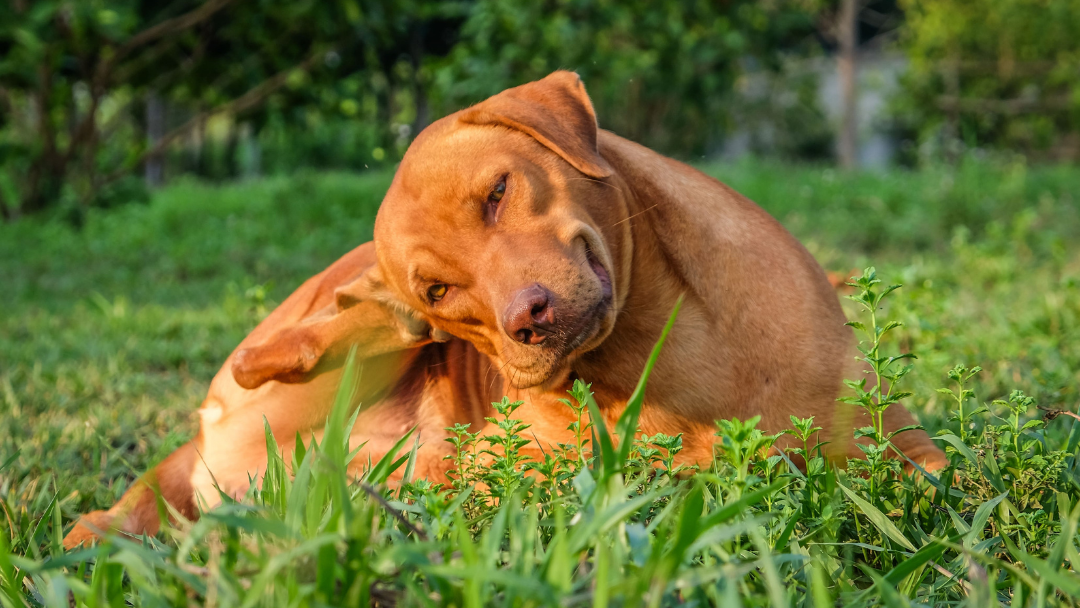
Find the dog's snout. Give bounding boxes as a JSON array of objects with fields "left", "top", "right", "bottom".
[{"left": 503, "top": 284, "right": 556, "bottom": 345}]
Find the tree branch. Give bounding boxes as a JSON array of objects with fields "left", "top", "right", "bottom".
[
  {"left": 105, "top": 0, "right": 236, "bottom": 70},
  {"left": 935, "top": 95, "right": 1073, "bottom": 115},
  {"left": 100, "top": 48, "right": 328, "bottom": 186}
]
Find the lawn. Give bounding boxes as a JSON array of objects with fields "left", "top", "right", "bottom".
[{"left": 1, "top": 158, "right": 1078, "bottom": 606}]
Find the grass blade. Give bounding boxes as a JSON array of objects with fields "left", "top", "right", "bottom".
[
  {"left": 837, "top": 478, "right": 916, "bottom": 552},
  {"left": 614, "top": 295, "right": 683, "bottom": 465}
]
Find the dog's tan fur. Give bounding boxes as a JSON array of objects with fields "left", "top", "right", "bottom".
[{"left": 64, "top": 72, "right": 945, "bottom": 549}]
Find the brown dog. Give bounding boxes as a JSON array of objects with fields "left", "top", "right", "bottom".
[
  {"left": 65, "top": 72, "right": 946, "bottom": 548},
  {"left": 338, "top": 71, "right": 948, "bottom": 467}
]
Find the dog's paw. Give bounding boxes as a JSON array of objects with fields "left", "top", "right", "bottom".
[
  {"left": 903, "top": 448, "right": 950, "bottom": 475},
  {"left": 62, "top": 510, "right": 114, "bottom": 550},
  {"left": 232, "top": 333, "right": 320, "bottom": 389}
]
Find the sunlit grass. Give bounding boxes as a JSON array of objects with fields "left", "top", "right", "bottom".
[{"left": 1, "top": 158, "right": 1078, "bottom": 605}]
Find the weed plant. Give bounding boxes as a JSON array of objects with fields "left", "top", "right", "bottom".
[{"left": 1, "top": 269, "right": 1078, "bottom": 607}]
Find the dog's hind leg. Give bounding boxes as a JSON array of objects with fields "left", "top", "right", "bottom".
[{"left": 63, "top": 440, "right": 198, "bottom": 549}]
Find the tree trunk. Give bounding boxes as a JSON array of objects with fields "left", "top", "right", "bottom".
[
  {"left": 223, "top": 121, "right": 239, "bottom": 179},
  {"left": 0, "top": 190, "right": 12, "bottom": 222},
  {"left": 838, "top": 0, "right": 858, "bottom": 170},
  {"left": 145, "top": 93, "right": 166, "bottom": 187}
]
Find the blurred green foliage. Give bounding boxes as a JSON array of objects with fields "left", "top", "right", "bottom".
[
  {"left": 0, "top": 0, "right": 832, "bottom": 218},
  {"left": 6, "top": 0, "right": 1079, "bottom": 218},
  {"left": 894, "top": 0, "right": 1080, "bottom": 160},
  {"left": 0, "top": 0, "right": 461, "bottom": 216},
  {"left": 428, "top": 0, "right": 824, "bottom": 156}
]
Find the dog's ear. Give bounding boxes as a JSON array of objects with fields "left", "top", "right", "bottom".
[
  {"left": 231, "top": 265, "right": 447, "bottom": 390},
  {"left": 458, "top": 71, "right": 613, "bottom": 179}
]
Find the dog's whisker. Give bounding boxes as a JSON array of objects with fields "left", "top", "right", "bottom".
[
  {"left": 492, "top": 349, "right": 533, "bottom": 394},
  {"left": 609, "top": 203, "right": 658, "bottom": 228},
  {"left": 492, "top": 354, "right": 516, "bottom": 390}
]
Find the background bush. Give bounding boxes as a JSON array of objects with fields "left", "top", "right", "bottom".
[{"left": 10, "top": 0, "right": 1080, "bottom": 218}]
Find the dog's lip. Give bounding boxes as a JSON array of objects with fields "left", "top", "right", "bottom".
[
  {"left": 563, "top": 295, "right": 611, "bottom": 354},
  {"left": 584, "top": 242, "right": 614, "bottom": 302},
  {"left": 562, "top": 244, "right": 614, "bottom": 352}
]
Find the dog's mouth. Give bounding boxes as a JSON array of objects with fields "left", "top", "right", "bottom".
[
  {"left": 562, "top": 242, "right": 614, "bottom": 353},
  {"left": 500, "top": 242, "right": 615, "bottom": 388},
  {"left": 586, "top": 242, "right": 614, "bottom": 303}
]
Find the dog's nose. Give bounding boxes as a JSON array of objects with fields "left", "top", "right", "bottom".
[{"left": 503, "top": 284, "right": 556, "bottom": 345}]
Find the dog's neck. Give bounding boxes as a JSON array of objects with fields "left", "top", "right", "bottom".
[{"left": 569, "top": 132, "right": 707, "bottom": 411}]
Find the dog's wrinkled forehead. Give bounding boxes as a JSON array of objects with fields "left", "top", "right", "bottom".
[
  {"left": 402, "top": 126, "right": 505, "bottom": 202},
  {"left": 377, "top": 128, "right": 487, "bottom": 242}
]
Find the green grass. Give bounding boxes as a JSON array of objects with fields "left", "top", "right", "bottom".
[{"left": 1, "top": 158, "right": 1078, "bottom": 606}]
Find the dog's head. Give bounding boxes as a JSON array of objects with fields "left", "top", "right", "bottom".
[{"left": 366, "top": 72, "right": 632, "bottom": 389}]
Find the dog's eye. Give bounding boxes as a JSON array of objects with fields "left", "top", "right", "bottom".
[
  {"left": 484, "top": 176, "right": 506, "bottom": 224},
  {"left": 427, "top": 283, "right": 448, "bottom": 303},
  {"left": 489, "top": 178, "right": 506, "bottom": 203}
]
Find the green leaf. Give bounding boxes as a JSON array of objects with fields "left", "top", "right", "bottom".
[
  {"left": 1020, "top": 419, "right": 1045, "bottom": 431},
  {"left": 1001, "top": 533, "right": 1080, "bottom": 597},
  {"left": 945, "top": 504, "right": 970, "bottom": 535},
  {"left": 965, "top": 491, "right": 1008, "bottom": 549},
  {"left": 401, "top": 431, "right": 422, "bottom": 486},
  {"left": 880, "top": 320, "right": 903, "bottom": 334},
  {"left": 366, "top": 427, "right": 416, "bottom": 487},
  {"left": 422, "top": 565, "right": 559, "bottom": 603},
  {"left": 285, "top": 446, "right": 315, "bottom": 533},
  {"left": 572, "top": 467, "right": 596, "bottom": 503},
  {"left": 774, "top": 510, "right": 800, "bottom": 551},
  {"left": 880, "top": 284, "right": 902, "bottom": 299},
  {"left": 0, "top": 450, "right": 19, "bottom": 473},
  {"left": 837, "top": 478, "right": 917, "bottom": 552},
  {"left": 809, "top": 556, "right": 834, "bottom": 608},
  {"left": 980, "top": 447, "right": 1007, "bottom": 494},
  {"left": 239, "top": 533, "right": 342, "bottom": 608},
  {"left": 582, "top": 388, "right": 616, "bottom": 477},
  {"left": 204, "top": 509, "right": 296, "bottom": 540},
  {"left": 886, "top": 424, "right": 924, "bottom": 440},
  {"left": 671, "top": 484, "right": 705, "bottom": 561},
  {"left": 567, "top": 490, "right": 668, "bottom": 554},
  {"left": 857, "top": 564, "right": 908, "bottom": 608},
  {"left": 1025, "top": 557, "right": 1080, "bottom": 597},
  {"left": 931, "top": 432, "right": 979, "bottom": 466},
  {"left": 810, "top": 541, "right": 886, "bottom": 552},
  {"left": 883, "top": 537, "right": 953, "bottom": 584}
]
